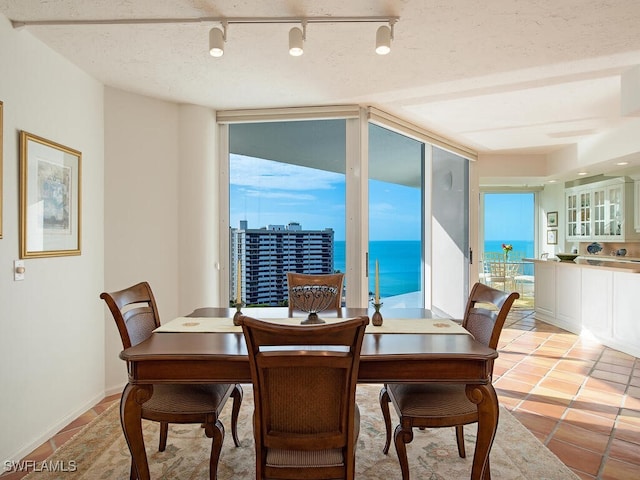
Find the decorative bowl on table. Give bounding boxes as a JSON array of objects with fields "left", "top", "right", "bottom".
[
  {"left": 290, "top": 285, "right": 339, "bottom": 324},
  {"left": 556, "top": 253, "right": 579, "bottom": 262}
]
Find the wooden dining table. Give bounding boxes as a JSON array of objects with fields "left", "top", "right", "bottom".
[{"left": 119, "top": 307, "right": 499, "bottom": 480}]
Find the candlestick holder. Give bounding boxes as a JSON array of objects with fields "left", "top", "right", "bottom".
[
  {"left": 233, "top": 301, "right": 244, "bottom": 326},
  {"left": 372, "top": 302, "right": 383, "bottom": 326}
]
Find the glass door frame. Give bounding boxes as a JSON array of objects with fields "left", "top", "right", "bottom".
[
  {"left": 217, "top": 105, "right": 476, "bottom": 310},
  {"left": 478, "top": 187, "right": 542, "bottom": 268}
]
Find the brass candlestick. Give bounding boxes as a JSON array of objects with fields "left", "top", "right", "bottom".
[
  {"left": 372, "top": 302, "right": 383, "bottom": 326},
  {"left": 233, "top": 301, "right": 244, "bottom": 325}
]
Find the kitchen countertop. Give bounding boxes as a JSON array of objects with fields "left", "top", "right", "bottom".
[{"left": 525, "top": 256, "right": 640, "bottom": 273}]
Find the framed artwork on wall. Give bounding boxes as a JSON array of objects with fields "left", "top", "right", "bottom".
[
  {"left": 19, "top": 131, "right": 82, "bottom": 258},
  {"left": 547, "top": 229, "right": 558, "bottom": 245},
  {"left": 547, "top": 211, "right": 558, "bottom": 227}
]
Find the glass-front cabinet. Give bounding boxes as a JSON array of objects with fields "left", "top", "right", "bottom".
[
  {"left": 566, "top": 188, "right": 591, "bottom": 239},
  {"left": 565, "top": 177, "right": 636, "bottom": 242}
]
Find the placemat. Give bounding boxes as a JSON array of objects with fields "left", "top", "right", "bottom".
[{"left": 154, "top": 316, "right": 468, "bottom": 334}]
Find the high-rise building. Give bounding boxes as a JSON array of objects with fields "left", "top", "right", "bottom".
[{"left": 231, "top": 222, "right": 335, "bottom": 306}]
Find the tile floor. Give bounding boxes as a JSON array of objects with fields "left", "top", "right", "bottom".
[{"left": 2, "top": 307, "right": 639, "bottom": 480}]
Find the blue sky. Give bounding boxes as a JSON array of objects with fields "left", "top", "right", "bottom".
[
  {"left": 230, "top": 155, "right": 421, "bottom": 241},
  {"left": 230, "top": 155, "right": 533, "bottom": 243},
  {"left": 484, "top": 193, "right": 535, "bottom": 241}
]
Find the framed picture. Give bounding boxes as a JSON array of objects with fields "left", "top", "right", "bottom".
[
  {"left": 19, "top": 131, "right": 81, "bottom": 258},
  {"left": 0, "top": 101, "right": 3, "bottom": 239},
  {"left": 547, "top": 229, "right": 558, "bottom": 245},
  {"left": 547, "top": 211, "right": 558, "bottom": 227}
]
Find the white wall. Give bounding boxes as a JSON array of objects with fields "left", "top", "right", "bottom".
[
  {"left": 0, "top": 15, "right": 105, "bottom": 463},
  {"left": 539, "top": 183, "right": 565, "bottom": 256},
  {"left": 103, "top": 94, "right": 220, "bottom": 392},
  {"left": 103, "top": 88, "right": 181, "bottom": 392},
  {"left": 177, "top": 105, "right": 220, "bottom": 314}
]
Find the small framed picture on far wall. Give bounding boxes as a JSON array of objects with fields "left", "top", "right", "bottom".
[
  {"left": 547, "top": 211, "right": 558, "bottom": 227},
  {"left": 547, "top": 229, "right": 558, "bottom": 245}
]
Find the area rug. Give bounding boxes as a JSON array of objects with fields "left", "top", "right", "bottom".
[{"left": 24, "top": 384, "right": 578, "bottom": 479}]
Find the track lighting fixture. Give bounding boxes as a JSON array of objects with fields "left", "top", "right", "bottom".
[
  {"left": 209, "top": 22, "right": 227, "bottom": 57},
  {"left": 289, "top": 23, "right": 305, "bottom": 56},
  {"left": 375, "top": 21, "right": 395, "bottom": 55},
  {"left": 10, "top": 15, "right": 400, "bottom": 57}
]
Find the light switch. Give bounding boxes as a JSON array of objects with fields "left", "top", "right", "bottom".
[{"left": 14, "top": 260, "right": 25, "bottom": 281}]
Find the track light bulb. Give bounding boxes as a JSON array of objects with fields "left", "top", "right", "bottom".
[
  {"left": 375, "top": 25, "right": 391, "bottom": 55},
  {"left": 209, "top": 27, "right": 225, "bottom": 57},
  {"left": 289, "top": 27, "right": 304, "bottom": 56}
]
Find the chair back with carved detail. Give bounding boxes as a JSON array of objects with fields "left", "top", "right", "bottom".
[
  {"left": 378, "top": 282, "right": 519, "bottom": 480},
  {"left": 101, "top": 281, "right": 243, "bottom": 480},
  {"left": 240, "top": 315, "right": 368, "bottom": 480},
  {"left": 287, "top": 272, "right": 344, "bottom": 317}
]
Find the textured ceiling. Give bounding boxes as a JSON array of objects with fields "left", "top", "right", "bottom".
[{"left": 2, "top": 0, "right": 640, "bottom": 165}]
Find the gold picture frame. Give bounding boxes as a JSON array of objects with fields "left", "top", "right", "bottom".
[
  {"left": 19, "top": 131, "right": 82, "bottom": 258},
  {"left": 547, "top": 229, "right": 558, "bottom": 245},
  {"left": 0, "top": 101, "right": 3, "bottom": 239},
  {"left": 547, "top": 211, "right": 558, "bottom": 227}
]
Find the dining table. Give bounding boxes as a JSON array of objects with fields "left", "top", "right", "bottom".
[{"left": 119, "top": 307, "right": 499, "bottom": 480}]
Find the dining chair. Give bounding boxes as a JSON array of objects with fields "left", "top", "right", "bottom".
[
  {"left": 287, "top": 272, "right": 344, "bottom": 317},
  {"left": 239, "top": 314, "right": 369, "bottom": 480},
  {"left": 100, "top": 281, "right": 243, "bottom": 480},
  {"left": 483, "top": 252, "right": 520, "bottom": 291},
  {"left": 379, "top": 282, "right": 519, "bottom": 480}
]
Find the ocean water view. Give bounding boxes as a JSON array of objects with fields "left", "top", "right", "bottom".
[
  {"left": 484, "top": 240, "right": 534, "bottom": 258},
  {"left": 334, "top": 239, "right": 535, "bottom": 298},
  {"left": 334, "top": 240, "right": 421, "bottom": 298},
  {"left": 484, "top": 240, "right": 535, "bottom": 275}
]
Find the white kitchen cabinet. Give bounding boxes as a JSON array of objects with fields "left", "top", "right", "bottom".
[
  {"left": 534, "top": 260, "right": 581, "bottom": 334},
  {"left": 565, "top": 177, "right": 638, "bottom": 242},
  {"left": 581, "top": 268, "right": 612, "bottom": 340},
  {"left": 565, "top": 187, "right": 591, "bottom": 240},
  {"left": 634, "top": 180, "right": 640, "bottom": 232},
  {"left": 554, "top": 264, "right": 582, "bottom": 334},
  {"left": 533, "top": 260, "right": 556, "bottom": 319},
  {"left": 612, "top": 272, "right": 640, "bottom": 357},
  {"left": 531, "top": 259, "right": 640, "bottom": 358}
]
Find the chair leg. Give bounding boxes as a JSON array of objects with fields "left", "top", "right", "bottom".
[
  {"left": 129, "top": 461, "right": 136, "bottom": 480},
  {"left": 483, "top": 457, "right": 491, "bottom": 480},
  {"left": 393, "top": 423, "right": 413, "bottom": 480},
  {"left": 205, "top": 419, "right": 225, "bottom": 480},
  {"left": 455, "top": 425, "right": 466, "bottom": 458},
  {"left": 230, "top": 384, "right": 243, "bottom": 447},
  {"left": 158, "top": 422, "right": 168, "bottom": 451},
  {"left": 379, "top": 385, "right": 392, "bottom": 454}
]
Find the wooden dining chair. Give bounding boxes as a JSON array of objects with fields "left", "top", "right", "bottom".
[
  {"left": 239, "top": 314, "right": 369, "bottom": 480},
  {"left": 287, "top": 272, "right": 344, "bottom": 317},
  {"left": 379, "top": 282, "right": 519, "bottom": 480},
  {"left": 100, "top": 281, "right": 243, "bottom": 480}
]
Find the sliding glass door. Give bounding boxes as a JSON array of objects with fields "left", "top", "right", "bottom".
[
  {"left": 219, "top": 107, "right": 473, "bottom": 315},
  {"left": 228, "top": 120, "right": 346, "bottom": 307},
  {"left": 431, "top": 146, "right": 469, "bottom": 316},
  {"left": 368, "top": 123, "right": 424, "bottom": 308}
]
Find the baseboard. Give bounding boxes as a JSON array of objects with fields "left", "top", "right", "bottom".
[
  {"left": 5, "top": 390, "right": 105, "bottom": 464},
  {"left": 105, "top": 382, "right": 126, "bottom": 398}
]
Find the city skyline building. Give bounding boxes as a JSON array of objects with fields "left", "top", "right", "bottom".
[{"left": 231, "top": 220, "right": 335, "bottom": 306}]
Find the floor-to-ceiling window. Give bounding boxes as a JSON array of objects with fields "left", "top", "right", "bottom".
[
  {"left": 218, "top": 107, "right": 474, "bottom": 315},
  {"left": 368, "top": 124, "right": 424, "bottom": 308},
  {"left": 480, "top": 191, "right": 536, "bottom": 287},
  {"left": 228, "top": 120, "right": 346, "bottom": 307},
  {"left": 431, "top": 146, "right": 470, "bottom": 316}
]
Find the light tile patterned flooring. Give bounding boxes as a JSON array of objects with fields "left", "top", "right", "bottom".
[{"left": 2, "top": 307, "right": 639, "bottom": 479}]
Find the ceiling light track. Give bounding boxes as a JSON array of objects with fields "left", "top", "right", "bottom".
[
  {"left": 11, "top": 15, "right": 399, "bottom": 28},
  {"left": 12, "top": 15, "right": 399, "bottom": 57}
]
